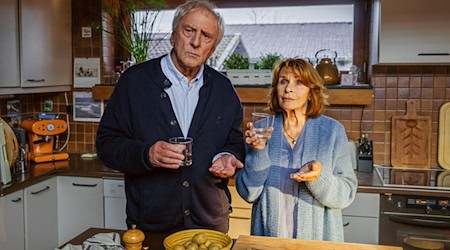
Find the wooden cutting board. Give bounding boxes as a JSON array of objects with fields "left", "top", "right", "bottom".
[
  {"left": 391, "top": 100, "right": 431, "bottom": 169},
  {"left": 437, "top": 171, "right": 450, "bottom": 187},
  {"left": 232, "top": 235, "right": 402, "bottom": 250},
  {"left": 0, "top": 117, "right": 19, "bottom": 168},
  {"left": 438, "top": 102, "right": 450, "bottom": 169}
]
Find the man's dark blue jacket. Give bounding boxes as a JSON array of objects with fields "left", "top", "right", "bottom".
[{"left": 96, "top": 56, "right": 245, "bottom": 233}]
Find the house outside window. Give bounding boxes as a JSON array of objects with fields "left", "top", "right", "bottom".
[{"left": 135, "top": 0, "right": 369, "bottom": 83}]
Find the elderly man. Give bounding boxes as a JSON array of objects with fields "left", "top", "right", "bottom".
[{"left": 96, "top": 0, "right": 245, "bottom": 234}]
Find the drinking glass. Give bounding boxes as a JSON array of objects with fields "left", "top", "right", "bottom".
[
  {"left": 169, "top": 137, "right": 193, "bottom": 166},
  {"left": 252, "top": 112, "right": 275, "bottom": 139}
]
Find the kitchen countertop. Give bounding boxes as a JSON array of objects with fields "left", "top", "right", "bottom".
[{"left": 2, "top": 153, "right": 449, "bottom": 198}]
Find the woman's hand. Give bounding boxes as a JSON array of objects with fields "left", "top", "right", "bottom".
[
  {"left": 290, "top": 160, "right": 322, "bottom": 182},
  {"left": 244, "top": 122, "right": 268, "bottom": 150}
]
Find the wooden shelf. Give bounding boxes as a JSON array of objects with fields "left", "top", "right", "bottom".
[
  {"left": 92, "top": 85, "right": 115, "bottom": 100},
  {"left": 235, "top": 87, "right": 373, "bottom": 105},
  {"left": 92, "top": 85, "right": 373, "bottom": 105}
]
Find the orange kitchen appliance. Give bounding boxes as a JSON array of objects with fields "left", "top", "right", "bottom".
[{"left": 21, "top": 119, "right": 69, "bottom": 163}]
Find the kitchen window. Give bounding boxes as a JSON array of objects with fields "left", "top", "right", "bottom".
[{"left": 134, "top": 0, "right": 370, "bottom": 82}]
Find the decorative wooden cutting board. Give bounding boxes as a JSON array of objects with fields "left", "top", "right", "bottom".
[
  {"left": 391, "top": 100, "right": 431, "bottom": 169},
  {"left": 438, "top": 102, "right": 450, "bottom": 169}
]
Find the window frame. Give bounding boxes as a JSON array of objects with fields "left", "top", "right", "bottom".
[{"left": 165, "top": 0, "right": 371, "bottom": 82}]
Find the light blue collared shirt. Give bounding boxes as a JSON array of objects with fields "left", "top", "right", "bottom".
[{"left": 161, "top": 54, "right": 204, "bottom": 137}]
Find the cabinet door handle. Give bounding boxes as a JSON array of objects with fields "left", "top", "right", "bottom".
[
  {"left": 72, "top": 183, "right": 98, "bottom": 187},
  {"left": 31, "top": 186, "right": 50, "bottom": 195},
  {"left": 26, "top": 79, "right": 46, "bottom": 82},
  {"left": 229, "top": 216, "right": 251, "bottom": 220},
  {"left": 343, "top": 222, "right": 350, "bottom": 227},
  {"left": 12, "top": 198, "right": 22, "bottom": 203},
  {"left": 418, "top": 53, "right": 450, "bottom": 56}
]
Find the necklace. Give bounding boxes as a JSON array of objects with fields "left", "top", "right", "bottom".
[{"left": 284, "top": 129, "right": 299, "bottom": 145}]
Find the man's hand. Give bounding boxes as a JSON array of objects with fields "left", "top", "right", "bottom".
[
  {"left": 209, "top": 154, "right": 244, "bottom": 178},
  {"left": 149, "top": 141, "right": 186, "bottom": 169}
]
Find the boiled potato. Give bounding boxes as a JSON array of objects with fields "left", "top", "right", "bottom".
[
  {"left": 192, "top": 232, "right": 207, "bottom": 245},
  {"left": 184, "top": 240, "right": 193, "bottom": 247},
  {"left": 185, "top": 242, "right": 199, "bottom": 250},
  {"left": 208, "top": 242, "right": 223, "bottom": 250}
]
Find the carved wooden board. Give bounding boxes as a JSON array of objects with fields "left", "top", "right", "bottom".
[
  {"left": 391, "top": 100, "right": 431, "bottom": 169},
  {"left": 438, "top": 102, "right": 450, "bottom": 169}
]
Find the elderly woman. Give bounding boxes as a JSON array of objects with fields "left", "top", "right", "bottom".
[{"left": 235, "top": 58, "right": 357, "bottom": 241}]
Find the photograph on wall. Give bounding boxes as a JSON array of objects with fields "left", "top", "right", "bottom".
[
  {"left": 73, "top": 91, "right": 104, "bottom": 122},
  {"left": 73, "top": 58, "right": 100, "bottom": 88}
]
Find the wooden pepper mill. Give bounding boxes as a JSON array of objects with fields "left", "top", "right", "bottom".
[{"left": 123, "top": 224, "right": 145, "bottom": 250}]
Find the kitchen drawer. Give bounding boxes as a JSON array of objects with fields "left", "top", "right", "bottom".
[
  {"left": 229, "top": 208, "right": 251, "bottom": 239},
  {"left": 343, "top": 193, "right": 379, "bottom": 218},
  {"left": 230, "top": 207, "right": 251, "bottom": 219},
  {"left": 343, "top": 216, "right": 379, "bottom": 244},
  {"left": 229, "top": 186, "right": 251, "bottom": 209}
]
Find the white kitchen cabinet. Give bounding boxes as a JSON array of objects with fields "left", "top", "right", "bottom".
[
  {"left": 24, "top": 177, "right": 58, "bottom": 250},
  {"left": 0, "top": 189, "right": 25, "bottom": 250},
  {"left": 342, "top": 192, "right": 380, "bottom": 245},
  {"left": 0, "top": 0, "right": 72, "bottom": 94},
  {"left": 0, "top": 0, "right": 20, "bottom": 87},
  {"left": 58, "top": 176, "right": 104, "bottom": 245},
  {"left": 228, "top": 186, "right": 252, "bottom": 239},
  {"left": 378, "top": 0, "right": 450, "bottom": 63},
  {"left": 103, "top": 179, "right": 127, "bottom": 230}
]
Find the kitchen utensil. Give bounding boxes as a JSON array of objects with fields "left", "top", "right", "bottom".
[
  {"left": 437, "top": 171, "right": 450, "bottom": 188},
  {"left": 438, "top": 102, "right": 450, "bottom": 169},
  {"left": 315, "top": 49, "right": 339, "bottom": 85},
  {"left": 0, "top": 117, "right": 19, "bottom": 168},
  {"left": 123, "top": 224, "right": 145, "bottom": 250},
  {"left": 21, "top": 119, "right": 69, "bottom": 163},
  {"left": 0, "top": 123, "right": 12, "bottom": 184},
  {"left": 391, "top": 100, "right": 431, "bottom": 169},
  {"left": 403, "top": 236, "right": 445, "bottom": 250},
  {"left": 163, "top": 229, "right": 232, "bottom": 250}
]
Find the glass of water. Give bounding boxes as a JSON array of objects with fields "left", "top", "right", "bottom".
[
  {"left": 252, "top": 112, "right": 275, "bottom": 139},
  {"left": 169, "top": 137, "right": 193, "bottom": 166}
]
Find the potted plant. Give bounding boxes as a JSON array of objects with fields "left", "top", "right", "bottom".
[
  {"left": 99, "top": 0, "right": 167, "bottom": 63},
  {"left": 225, "top": 53, "right": 282, "bottom": 86}
]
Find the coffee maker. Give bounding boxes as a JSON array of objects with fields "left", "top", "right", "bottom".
[{"left": 21, "top": 119, "right": 69, "bottom": 163}]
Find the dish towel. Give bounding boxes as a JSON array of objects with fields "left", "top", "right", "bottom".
[{"left": 56, "top": 232, "right": 125, "bottom": 250}]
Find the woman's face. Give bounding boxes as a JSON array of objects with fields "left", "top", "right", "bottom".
[{"left": 276, "top": 67, "right": 310, "bottom": 113}]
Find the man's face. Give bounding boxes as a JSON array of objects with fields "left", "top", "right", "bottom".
[{"left": 171, "top": 7, "right": 219, "bottom": 77}]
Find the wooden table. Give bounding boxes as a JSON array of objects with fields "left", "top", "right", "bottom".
[
  {"left": 233, "top": 235, "right": 403, "bottom": 250},
  {"left": 63, "top": 228, "right": 402, "bottom": 250}
]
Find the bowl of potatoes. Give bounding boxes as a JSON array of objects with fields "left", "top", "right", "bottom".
[{"left": 163, "top": 229, "right": 232, "bottom": 250}]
